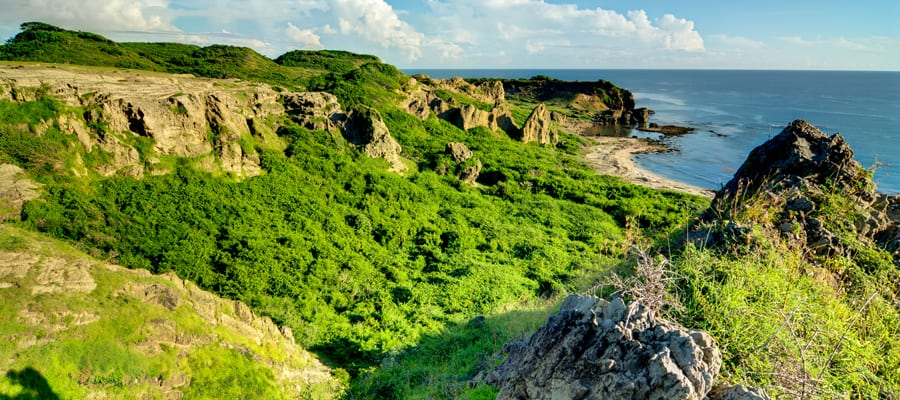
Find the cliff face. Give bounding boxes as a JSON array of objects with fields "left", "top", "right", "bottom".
[{"left": 0, "top": 64, "right": 405, "bottom": 178}]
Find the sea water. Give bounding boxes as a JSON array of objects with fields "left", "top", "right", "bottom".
[{"left": 406, "top": 69, "right": 900, "bottom": 194}]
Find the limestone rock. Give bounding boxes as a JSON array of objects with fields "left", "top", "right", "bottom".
[
  {"left": 489, "top": 295, "right": 722, "bottom": 400},
  {"left": 0, "top": 164, "right": 41, "bottom": 222},
  {"left": 521, "top": 103, "right": 557, "bottom": 145},
  {"left": 343, "top": 106, "right": 407, "bottom": 172},
  {"left": 446, "top": 142, "right": 473, "bottom": 163},
  {"left": 282, "top": 92, "right": 343, "bottom": 131},
  {"left": 706, "top": 384, "right": 772, "bottom": 400},
  {"left": 458, "top": 159, "right": 482, "bottom": 185}
]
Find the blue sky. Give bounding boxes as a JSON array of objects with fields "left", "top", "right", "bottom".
[{"left": 1, "top": 0, "right": 898, "bottom": 70}]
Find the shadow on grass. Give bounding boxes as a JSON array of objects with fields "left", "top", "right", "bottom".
[
  {"left": 1, "top": 367, "right": 61, "bottom": 400},
  {"left": 345, "top": 304, "right": 558, "bottom": 400}
]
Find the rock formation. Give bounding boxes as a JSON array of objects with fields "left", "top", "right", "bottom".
[
  {"left": 444, "top": 142, "right": 481, "bottom": 185},
  {"left": 446, "top": 142, "right": 473, "bottom": 163},
  {"left": 0, "top": 164, "right": 42, "bottom": 222},
  {"left": 0, "top": 64, "right": 407, "bottom": 180},
  {"left": 401, "top": 76, "right": 520, "bottom": 135},
  {"left": 521, "top": 103, "right": 557, "bottom": 145},
  {"left": 699, "top": 120, "right": 899, "bottom": 263},
  {"left": 489, "top": 294, "right": 736, "bottom": 400},
  {"left": 343, "top": 106, "right": 407, "bottom": 173},
  {"left": 282, "top": 92, "right": 344, "bottom": 131}
]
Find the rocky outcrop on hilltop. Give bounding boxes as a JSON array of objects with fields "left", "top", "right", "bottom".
[
  {"left": 521, "top": 103, "right": 557, "bottom": 145},
  {"left": 698, "top": 120, "right": 899, "bottom": 263},
  {"left": 0, "top": 225, "right": 340, "bottom": 398},
  {"left": 402, "top": 76, "right": 520, "bottom": 135},
  {"left": 502, "top": 78, "right": 637, "bottom": 125},
  {"left": 0, "top": 64, "right": 404, "bottom": 179},
  {"left": 488, "top": 294, "right": 769, "bottom": 400}
]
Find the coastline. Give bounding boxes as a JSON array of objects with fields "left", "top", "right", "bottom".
[{"left": 582, "top": 136, "right": 715, "bottom": 198}]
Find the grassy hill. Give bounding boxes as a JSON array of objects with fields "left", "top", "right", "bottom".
[
  {"left": 1, "top": 22, "right": 897, "bottom": 399},
  {"left": 0, "top": 22, "right": 375, "bottom": 91}
]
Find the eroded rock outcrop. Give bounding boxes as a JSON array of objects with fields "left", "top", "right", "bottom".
[
  {"left": 343, "top": 106, "right": 407, "bottom": 172},
  {"left": 489, "top": 295, "right": 726, "bottom": 400},
  {"left": 699, "top": 120, "right": 899, "bottom": 263},
  {"left": 0, "top": 164, "right": 41, "bottom": 222},
  {"left": 521, "top": 103, "right": 558, "bottom": 145},
  {"left": 401, "top": 76, "right": 519, "bottom": 135}
]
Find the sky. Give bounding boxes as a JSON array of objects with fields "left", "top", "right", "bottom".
[{"left": 1, "top": 0, "right": 898, "bottom": 70}]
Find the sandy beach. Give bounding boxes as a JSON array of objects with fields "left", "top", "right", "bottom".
[{"left": 582, "top": 136, "right": 715, "bottom": 198}]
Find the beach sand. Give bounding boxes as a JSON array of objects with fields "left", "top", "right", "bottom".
[{"left": 582, "top": 136, "right": 715, "bottom": 198}]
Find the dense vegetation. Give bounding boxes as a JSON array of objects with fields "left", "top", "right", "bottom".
[{"left": 2, "top": 22, "right": 897, "bottom": 399}]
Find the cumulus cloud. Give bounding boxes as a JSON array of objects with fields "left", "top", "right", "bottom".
[
  {"left": 331, "top": 0, "right": 424, "bottom": 61},
  {"left": 0, "top": 0, "right": 177, "bottom": 32},
  {"left": 410, "top": 1, "right": 705, "bottom": 66},
  {"left": 285, "top": 22, "right": 323, "bottom": 49}
]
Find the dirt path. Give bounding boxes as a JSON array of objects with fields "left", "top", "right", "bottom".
[{"left": 582, "top": 136, "right": 715, "bottom": 198}]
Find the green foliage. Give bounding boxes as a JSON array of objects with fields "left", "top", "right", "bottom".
[
  {"left": 276, "top": 50, "right": 380, "bottom": 74},
  {"left": 673, "top": 240, "right": 899, "bottom": 398},
  {"left": 182, "top": 345, "right": 285, "bottom": 399},
  {"left": 0, "top": 100, "right": 72, "bottom": 174},
  {"left": 308, "top": 62, "right": 406, "bottom": 107},
  {"left": 1, "top": 22, "right": 160, "bottom": 70}
]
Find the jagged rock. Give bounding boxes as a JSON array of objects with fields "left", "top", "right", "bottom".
[
  {"left": 521, "top": 103, "right": 557, "bottom": 145},
  {"left": 343, "top": 106, "right": 407, "bottom": 172},
  {"left": 446, "top": 142, "right": 473, "bottom": 163},
  {"left": 282, "top": 92, "right": 343, "bottom": 131},
  {"left": 706, "top": 384, "right": 772, "bottom": 400},
  {"left": 714, "top": 120, "right": 866, "bottom": 204},
  {"left": 489, "top": 295, "right": 722, "bottom": 400},
  {"left": 550, "top": 111, "right": 567, "bottom": 124},
  {"left": 0, "top": 64, "right": 304, "bottom": 178},
  {"left": 699, "top": 120, "right": 899, "bottom": 265},
  {"left": 459, "top": 159, "right": 482, "bottom": 185},
  {"left": 632, "top": 107, "right": 653, "bottom": 127},
  {"left": 0, "top": 164, "right": 41, "bottom": 222}
]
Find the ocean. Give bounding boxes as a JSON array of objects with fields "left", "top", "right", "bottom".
[{"left": 405, "top": 69, "right": 900, "bottom": 195}]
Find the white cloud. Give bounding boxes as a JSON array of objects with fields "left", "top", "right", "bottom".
[
  {"left": 330, "top": 0, "right": 424, "bottom": 61},
  {"left": 285, "top": 22, "right": 323, "bottom": 49},
  {"left": 0, "top": 0, "right": 178, "bottom": 32},
  {"left": 710, "top": 34, "right": 765, "bottom": 49}
]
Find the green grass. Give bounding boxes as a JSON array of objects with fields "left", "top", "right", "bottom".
[{"left": 0, "top": 225, "right": 340, "bottom": 399}]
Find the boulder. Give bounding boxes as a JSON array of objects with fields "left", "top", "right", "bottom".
[
  {"left": 282, "top": 92, "right": 343, "bottom": 131},
  {"left": 706, "top": 384, "right": 772, "bottom": 400},
  {"left": 343, "top": 106, "right": 407, "bottom": 173},
  {"left": 632, "top": 107, "right": 654, "bottom": 127},
  {"left": 0, "top": 164, "right": 42, "bottom": 222},
  {"left": 458, "top": 159, "right": 482, "bottom": 186},
  {"left": 446, "top": 142, "right": 473, "bottom": 163},
  {"left": 521, "top": 103, "right": 557, "bottom": 145},
  {"left": 489, "top": 295, "right": 724, "bottom": 400}
]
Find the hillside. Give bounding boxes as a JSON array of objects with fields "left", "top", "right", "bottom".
[
  {"left": 0, "top": 224, "right": 341, "bottom": 399},
  {"left": 1, "top": 22, "right": 898, "bottom": 399}
]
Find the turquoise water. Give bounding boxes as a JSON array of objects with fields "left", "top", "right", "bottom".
[{"left": 407, "top": 69, "right": 900, "bottom": 194}]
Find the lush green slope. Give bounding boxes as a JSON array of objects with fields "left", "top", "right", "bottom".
[
  {"left": 4, "top": 22, "right": 896, "bottom": 400},
  {"left": 0, "top": 225, "right": 342, "bottom": 399}
]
